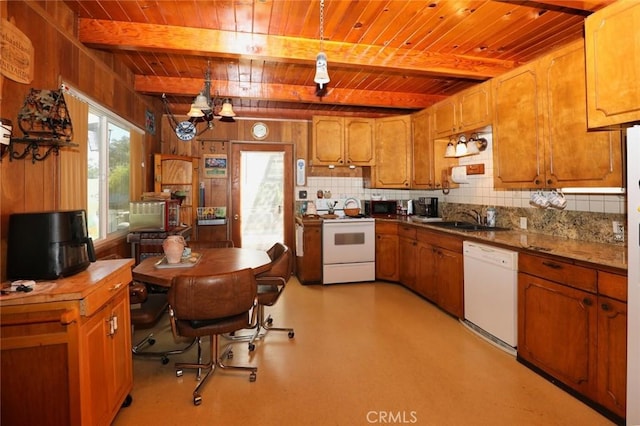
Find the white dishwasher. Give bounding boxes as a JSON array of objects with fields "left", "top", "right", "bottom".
[{"left": 462, "top": 241, "right": 518, "bottom": 353}]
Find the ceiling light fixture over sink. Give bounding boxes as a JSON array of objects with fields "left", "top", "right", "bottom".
[{"left": 444, "top": 133, "right": 488, "bottom": 158}]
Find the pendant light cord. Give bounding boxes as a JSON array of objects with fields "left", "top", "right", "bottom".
[{"left": 319, "top": 0, "right": 325, "bottom": 51}]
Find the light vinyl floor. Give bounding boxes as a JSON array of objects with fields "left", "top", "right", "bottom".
[{"left": 113, "top": 278, "right": 614, "bottom": 426}]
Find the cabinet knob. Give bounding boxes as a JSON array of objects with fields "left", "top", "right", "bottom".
[
  {"left": 601, "top": 303, "right": 610, "bottom": 311},
  {"left": 582, "top": 297, "right": 593, "bottom": 306}
]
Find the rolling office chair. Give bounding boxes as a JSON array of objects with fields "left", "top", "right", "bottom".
[
  {"left": 168, "top": 268, "right": 258, "bottom": 406},
  {"left": 247, "top": 242, "right": 295, "bottom": 351},
  {"left": 130, "top": 282, "right": 197, "bottom": 364}
]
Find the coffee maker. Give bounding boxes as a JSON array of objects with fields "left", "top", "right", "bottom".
[{"left": 412, "top": 197, "right": 438, "bottom": 217}]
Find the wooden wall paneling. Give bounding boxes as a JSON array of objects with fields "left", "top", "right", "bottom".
[{"left": 1, "top": 1, "right": 164, "bottom": 279}]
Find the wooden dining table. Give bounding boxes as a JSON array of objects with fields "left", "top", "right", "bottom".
[{"left": 131, "top": 247, "right": 272, "bottom": 287}]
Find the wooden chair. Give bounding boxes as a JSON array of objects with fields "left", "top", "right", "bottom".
[{"left": 168, "top": 268, "right": 258, "bottom": 405}]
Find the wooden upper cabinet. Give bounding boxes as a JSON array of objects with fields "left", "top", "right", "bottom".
[
  {"left": 493, "top": 39, "right": 623, "bottom": 189},
  {"left": 432, "top": 81, "right": 492, "bottom": 138},
  {"left": 585, "top": 0, "right": 640, "bottom": 128},
  {"left": 345, "top": 118, "right": 375, "bottom": 165},
  {"left": 154, "top": 154, "right": 199, "bottom": 227},
  {"left": 492, "top": 62, "right": 544, "bottom": 188},
  {"left": 370, "top": 115, "right": 412, "bottom": 188},
  {"left": 411, "top": 109, "right": 435, "bottom": 189},
  {"left": 311, "top": 116, "right": 375, "bottom": 166},
  {"left": 542, "top": 41, "right": 623, "bottom": 188},
  {"left": 311, "top": 116, "right": 345, "bottom": 165}
]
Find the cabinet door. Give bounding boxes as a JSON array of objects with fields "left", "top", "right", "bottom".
[
  {"left": 458, "top": 81, "right": 492, "bottom": 132},
  {"left": 375, "top": 233, "right": 399, "bottom": 281},
  {"left": 297, "top": 223, "right": 322, "bottom": 283},
  {"left": 108, "top": 289, "right": 133, "bottom": 416},
  {"left": 411, "top": 110, "right": 434, "bottom": 189},
  {"left": 492, "top": 64, "right": 544, "bottom": 188},
  {"left": 399, "top": 236, "right": 418, "bottom": 290},
  {"left": 543, "top": 41, "right": 623, "bottom": 188},
  {"left": 596, "top": 295, "right": 627, "bottom": 418},
  {"left": 518, "top": 273, "right": 597, "bottom": 397},
  {"left": 432, "top": 98, "right": 457, "bottom": 138},
  {"left": 80, "top": 303, "right": 112, "bottom": 425},
  {"left": 434, "top": 248, "right": 463, "bottom": 318},
  {"left": 311, "top": 116, "right": 344, "bottom": 165},
  {"left": 374, "top": 115, "right": 412, "bottom": 188},
  {"left": 585, "top": 0, "right": 640, "bottom": 128},
  {"left": 345, "top": 118, "right": 375, "bottom": 165},
  {"left": 415, "top": 241, "right": 437, "bottom": 301},
  {"left": 154, "top": 154, "right": 199, "bottom": 227},
  {"left": 79, "top": 287, "right": 132, "bottom": 426}
]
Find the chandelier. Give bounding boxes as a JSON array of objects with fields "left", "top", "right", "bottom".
[
  {"left": 162, "top": 61, "right": 237, "bottom": 142},
  {"left": 314, "top": 0, "right": 330, "bottom": 92}
]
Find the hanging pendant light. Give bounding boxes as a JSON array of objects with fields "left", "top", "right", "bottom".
[
  {"left": 218, "top": 99, "right": 236, "bottom": 123},
  {"left": 314, "top": 0, "right": 330, "bottom": 89}
]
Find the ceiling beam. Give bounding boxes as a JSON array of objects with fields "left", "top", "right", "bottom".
[
  {"left": 135, "top": 75, "right": 446, "bottom": 109},
  {"left": 78, "top": 18, "right": 517, "bottom": 80}
]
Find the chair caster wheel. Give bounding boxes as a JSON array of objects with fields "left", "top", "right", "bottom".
[
  {"left": 248, "top": 343, "right": 256, "bottom": 351},
  {"left": 266, "top": 317, "right": 273, "bottom": 325},
  {"left": 148, "top": 338, "right": 156, "bottom": 345},
  {"left": 193, "top": 394, "right": 202, "bottom": 406},
  {"left": 249, "top": 372, "right": 257, "bottom": 382},
  {"left": 176, "top": 369, "right": 183, "bottom": 377},
  {"left": 121, "top": 394, "right": 133, "bottom": 407},
  {"left": 161, "top": 356, "right": 169, "bottom": 365},
  {"left": 288, "top": 331, "right": 295, "bottom": 338}
]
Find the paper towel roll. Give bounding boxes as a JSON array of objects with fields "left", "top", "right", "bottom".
[{"left": 451, "top": 166, "right": 469, "bottom": 184}]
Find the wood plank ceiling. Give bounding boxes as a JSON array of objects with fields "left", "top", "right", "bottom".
[{"left": 63, "top": 0, "right": 614, "bottom": 120}]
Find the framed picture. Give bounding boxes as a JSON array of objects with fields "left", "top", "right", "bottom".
[
  {"left": 145, "top": 109, "right": 156, "bottom": 135},
  {"left": 203, "top": 153, "right": 227, "bottom": 178}
]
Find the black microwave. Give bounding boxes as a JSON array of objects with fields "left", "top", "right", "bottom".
[{"left": 363, "top": 200, "right": 398, "bottom": 217}]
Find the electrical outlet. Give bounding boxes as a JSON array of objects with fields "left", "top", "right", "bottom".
[
  {"left": 612, "top": 221, "right": 624, "bottom": 242},
  {"left": 519, "top": 217, "right": 527, "bottom": 230}
]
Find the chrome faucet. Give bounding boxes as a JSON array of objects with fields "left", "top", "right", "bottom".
[{"left": 460, "top": 209, "right": 484, "bottom": 225}]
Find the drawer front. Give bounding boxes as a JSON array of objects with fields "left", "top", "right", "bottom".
[
  {"left": 398, "top": 224, "right": 417, "bottom": 239},
  {"left": 519, "top": 253, "right": 597, "bottom": 293},
  {"left": 598, "top": 271, "right": 627, "bottom": 302},
  {"left": 80, "top": 267, "right": 132, "bottom": 316},
  {"left": 375, "top": 221, "right": 398, "bottom": 235},
  {"left": 417, "top": 229, "right": 462, "bottom": 252}
]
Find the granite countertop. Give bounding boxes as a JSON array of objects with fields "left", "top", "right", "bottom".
[{"left": 397, "top": 217, "right": 627, "bottom": 272}]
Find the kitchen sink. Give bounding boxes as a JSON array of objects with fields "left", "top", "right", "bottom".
[{"left": 428, "top": 221, "right": 510, "bottom": 232}]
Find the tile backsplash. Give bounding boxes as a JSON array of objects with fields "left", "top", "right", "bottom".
[{"left": 297, "top": 133, "right": 626, "bottom": 245}]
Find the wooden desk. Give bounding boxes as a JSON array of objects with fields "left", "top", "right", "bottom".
[{"left": 132, "top": 248, "right": 271, "bottom": 287}]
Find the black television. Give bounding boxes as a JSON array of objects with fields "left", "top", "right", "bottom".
[{"left": 7, "top": 210, "right": 96, "bottom": 280}]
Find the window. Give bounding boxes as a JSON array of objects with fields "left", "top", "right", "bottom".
[
  {"left": 62, "top": 83, "right": 143, "bottom": 243},
  {"left": 87, "top": 111, "right": 131, "bottom": 240}
]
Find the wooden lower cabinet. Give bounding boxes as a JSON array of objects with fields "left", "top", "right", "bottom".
[
  {"left": 433, "top": 247, "right": 464, "bottom": 318},
  {"left": 416, "top": 229, "right": 463, "bottom": 318},
  {"left": 375, "top": 222, "right": 399, "bottom": 281},
  {"left": 295, "top": 219, "right": 322, "bottom": 284},
  {"left": 518, "top": 253, "right": 627, "bottom": 422},
  {"left": 398, "top": 224, "right": 418, "bottom": 290},
  {"left": 596, "top": 295, "right": 627, "bottom": 418},
  {"left": 518, "top": 273, "right": 598, "bottom": 397},
  {"left": 0, "top": 260, "right": 134, "bottom": 426}
]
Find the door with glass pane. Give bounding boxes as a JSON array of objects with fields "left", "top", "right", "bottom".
[{"left": 230, "top": 143, "right": 293, "bottom": 250}]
